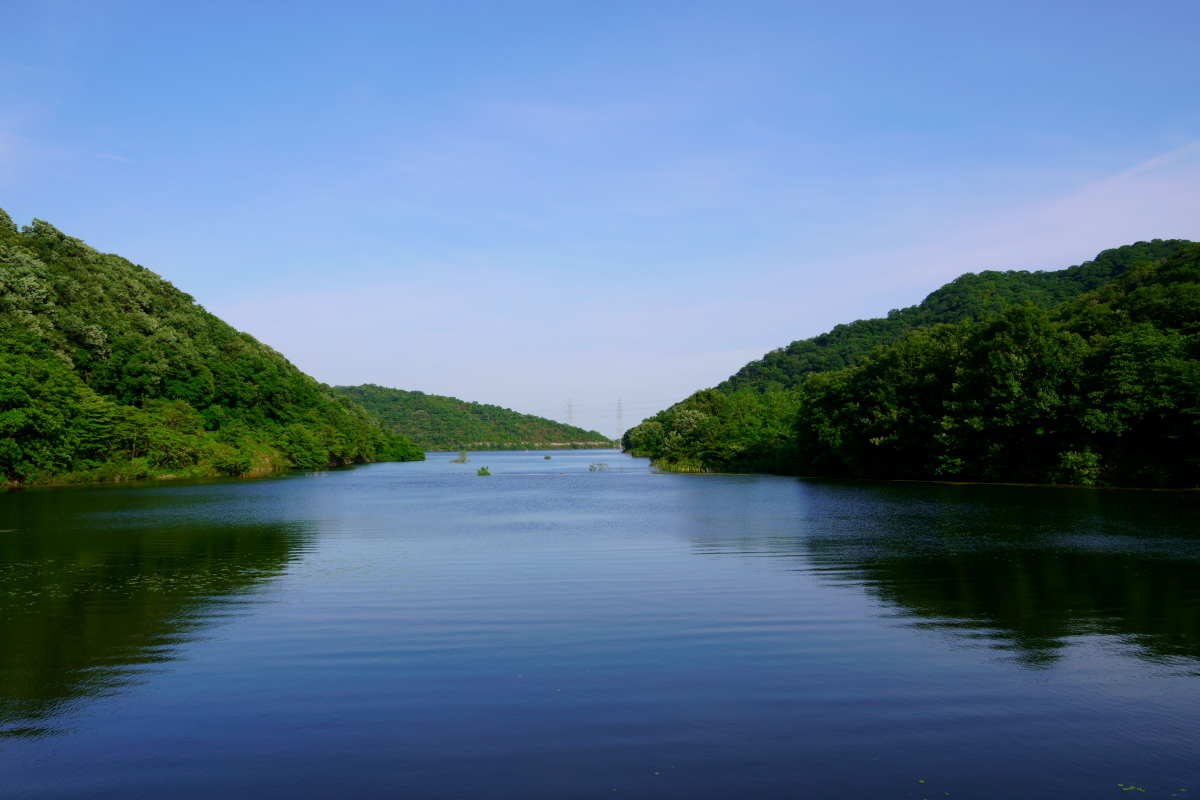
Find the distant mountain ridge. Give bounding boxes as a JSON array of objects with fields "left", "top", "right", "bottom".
[{"left": 334, "top": 384, "right": 612, "bottom": 450}]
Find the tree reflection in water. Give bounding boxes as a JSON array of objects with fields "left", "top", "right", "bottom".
[
  {"left": 0, "top": 482, "right": 309, "bottom": 738},
  {"left": 697, "top": 480, "right": 1200, "bottom": 668}
]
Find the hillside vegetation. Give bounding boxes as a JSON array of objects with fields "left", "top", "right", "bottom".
[
  {"left": 624, "top": 240, "right": 1200, "bottom": 487},
  {"left": 722, "top": 240, "right": 1192, "bottom": 393},
  {"left": 334, "top": 384, "right": 612, "bottom": 450},
  {"left": 0, "top": 208, "right": 422, "bottom": 484}
]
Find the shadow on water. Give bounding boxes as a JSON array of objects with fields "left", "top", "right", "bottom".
[
  {"left": 694, "top": 478, "right": 1200, "bottom": 669},
  {"left": 0, "top": 481, "right": 311, "bottom": 738},
  {"left": 804, "top": 481, "right": 1200, "bottom": 667}
]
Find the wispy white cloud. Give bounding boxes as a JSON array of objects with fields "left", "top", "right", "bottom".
[
  {"left": 745, "top": 141, "right": 1200, "bottom": 339},
  {"left": 208, "top": 140, "right": 1200, "bottom": 423},
  {"left": 0, "top": 131, "right": 20, "bottom": 176},
  {"left": 6, "top": 2, "right": 1200, "bottom": 426},
  {"left": 914, "top": 140, "right": 1200, "bottom": 274},
  {"left": 0, "top": 105, "right": 39, "bottom": 183}
]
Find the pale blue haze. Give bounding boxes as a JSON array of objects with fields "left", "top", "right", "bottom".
[{"left": 2, "top": 1, "right": 1199, "bottom": 430}]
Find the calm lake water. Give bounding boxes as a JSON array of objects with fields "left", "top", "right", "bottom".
[{"left": 2, "top": 449, "right": 1198, "bottom": 799}]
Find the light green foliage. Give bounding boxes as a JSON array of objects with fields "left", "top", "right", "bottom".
[
  {"left": 280, "top": 424, "right": 328, "bottom": 470},
  {"left": 0, "top": 209, "right": 423, "bottom": 484},
  {"left": 333, "top": 384, "right": 611, "bottom": 450},
  {"left": 1052, "top": 450, "right": 1103, "bottom": 486},
  {"left": 625, "top": 243, "right": 1200, "bottom": 487},
  {"left": 624, "top": 387, "right": 800, "bottom": 472},
  {"left": 477, "top": 466, "right": 490, "bottom": 476}
]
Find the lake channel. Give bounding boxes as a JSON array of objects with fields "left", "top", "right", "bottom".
[{"left": 1, "top": 449, "right": 1198, "bottom": 798}]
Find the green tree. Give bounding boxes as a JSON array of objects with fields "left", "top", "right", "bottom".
[
  {"left": 0, "top": 208, "right": 423, "bottom": 485},
  {"left": 626, "top": 243, "right": 1200, "bottom": 488}
]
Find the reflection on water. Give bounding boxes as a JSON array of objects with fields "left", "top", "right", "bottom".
[
  {"left": 1, "top": 456, "right": 1197, "bottom": 799},
  {"left": 849, "top": 549, "right": 1200, "bottom": 667},
  {"left": 792, "top": 482, "right": 1200, "bottom": 667},
  {"left": 0, "top": 482, "right": 308, "bottom": 737}
]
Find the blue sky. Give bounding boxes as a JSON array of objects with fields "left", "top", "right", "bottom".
[{"left": 3, "top": 1, "right": 1200, "bottom": 433}]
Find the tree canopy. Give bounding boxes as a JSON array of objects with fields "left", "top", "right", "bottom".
[
  {"left": 720, "top": 240, "right": 1193, "bottom": 393},
  {"left": 0, "top": 208, "right": 422, "bottom": 484},
  {"left": 625, "top": 241, "right": 1200, "bottom": 488},
  {"left": 334, "top": 384, "right": 612, "bottom": 450}
]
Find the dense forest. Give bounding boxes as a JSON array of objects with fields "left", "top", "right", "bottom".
[
  {"left": 721, "top": 239, "right": 1192, "bottom": 392},
  {"left": 624, "top": 240, "right": 1200, "bottom": 487},
  {"left": 334, "top": 384, "right": 612, "bottom": 450},
  {"left": 0, "top": 208, "right": 423, "bottom": 485}
]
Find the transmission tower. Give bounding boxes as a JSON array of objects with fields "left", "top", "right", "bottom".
[
  {"left": 567, "top": 398, "right": 574, "bottom": 425},
  {"left": 615, "top": 399, "right": 624, "bottom": 444}
]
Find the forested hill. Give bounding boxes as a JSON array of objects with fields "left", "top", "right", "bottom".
[
  {"left": 0, "top": 208, "right": 422, "bottom": 484},
  {"left": 334, "top": 385, "right": 613, "bottom": 450},
  {"left": 721, "top": 239, "right": 1194, "bottom": 393},
  {"left": 624, "top": 240, "right": 1200, "bottom": 488}
]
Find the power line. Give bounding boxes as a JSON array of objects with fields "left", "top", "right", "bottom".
[{"left": 525, "top": 399, "right": 679, "bottom": 416}]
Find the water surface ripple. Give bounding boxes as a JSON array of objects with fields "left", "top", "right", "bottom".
[{"left": 1, "top": 450, "right": 1198, "bottom": 798}]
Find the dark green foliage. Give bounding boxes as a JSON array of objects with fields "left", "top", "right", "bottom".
[
  {"left": 334, "top": 384, "right": 612, "bottom": 450},
  {"left": 0, "top": 350, "right": 106, "bottom": 478},
  {"left": 720, "top": 239, "right": 1194, "bottom": 393},
  {"left": 790, "top": 305, "right": 1090, "bottom": 482},
  {"left": 0, "top": 209, "right": 422, "bottom": 484},
  {"left": 625, "top": 242, "right": 1200, "bottom": 487}
]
